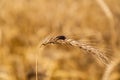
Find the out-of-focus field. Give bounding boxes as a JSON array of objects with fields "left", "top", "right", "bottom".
[{"left": 0, "top": 0, "right": 120, "bottom": 80}]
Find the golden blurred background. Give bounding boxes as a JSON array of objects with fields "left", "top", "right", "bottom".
[{"left": 0, "top": 0, "right": 120, "bottom": 80}]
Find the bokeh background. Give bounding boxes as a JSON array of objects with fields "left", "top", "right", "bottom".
[{"left": 0, "top": 0, "right": 120, "bottom": 80}]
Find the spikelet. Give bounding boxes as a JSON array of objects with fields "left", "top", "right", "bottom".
[{"left": 41, "top": 35, "right": 110, "bottom": 65}]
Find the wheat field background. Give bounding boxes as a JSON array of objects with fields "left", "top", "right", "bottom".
[{"left": 0, "top": 0, "right": 120, "bottom": 80}]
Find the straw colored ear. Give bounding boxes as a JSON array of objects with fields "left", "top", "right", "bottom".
[{"left": 41, "top": 35, "right": 111, "bottom": 65}]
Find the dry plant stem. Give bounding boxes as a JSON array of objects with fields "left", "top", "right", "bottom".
[
  {"left": 96, "top": 0, "right": 113, "bottom": 20},
  {"left": 95, "top": 0, "right": 117, "bottom": 49},
  {"left": 35, "top": 44, "right": 43, "bottom": 80},
  {"left": 36, "top": 52, "right": 38, "bottom": 80},
  {"left": 102, "top": 59, "right": 120, "bottom": 80}
]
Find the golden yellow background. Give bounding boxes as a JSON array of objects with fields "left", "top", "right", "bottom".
[{"left": 0, "top": 0, "right": 120, "bottom": 80}]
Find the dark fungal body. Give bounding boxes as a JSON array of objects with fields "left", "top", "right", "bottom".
[
  {"left": 55, "top": 35, "right": 66, "bottom": 40},
  {"left": 41, "top": 35, "right": 66, "bottom": 46}
]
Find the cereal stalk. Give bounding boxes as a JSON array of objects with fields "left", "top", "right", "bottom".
[{"left": 42, "top": 36, "right": 110, "bottom": 65}]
